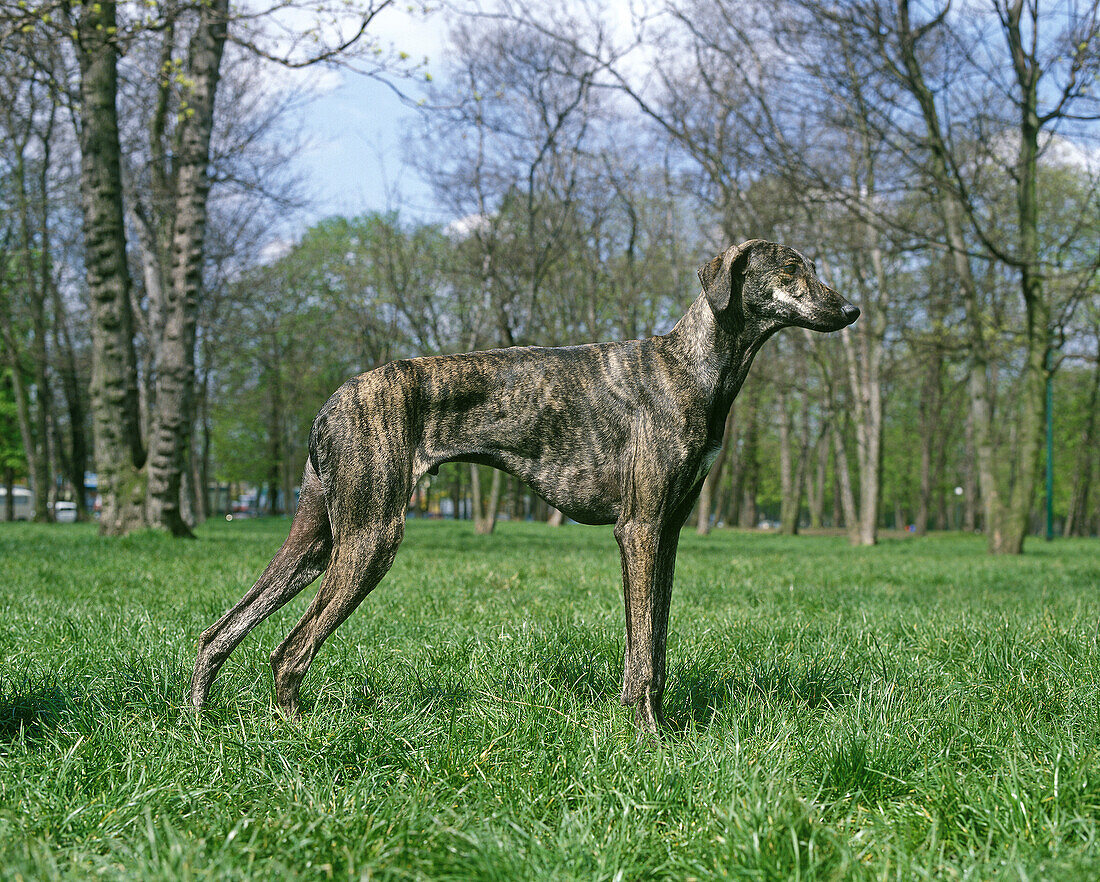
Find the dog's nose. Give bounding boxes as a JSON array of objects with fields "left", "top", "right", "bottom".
[{"left": 842, "top": 304, "right": 860, "bottom": 323}]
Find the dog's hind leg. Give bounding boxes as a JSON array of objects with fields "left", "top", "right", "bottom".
[
  {"left": 189, "top": 462, "right": 332, "bottom": 712},
  {"left": 269, "top": 510, "right": 405, "bottom": 719}
]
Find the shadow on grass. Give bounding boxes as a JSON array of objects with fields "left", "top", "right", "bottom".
[
  {"left": 664, "top": 655, "right": 864, "bottom": 731},
  {"left": 340, "top": 649, "right": 619, "bottom": 718},
  {"left": 0, "top": 683, "right": 75, "bottom": 745},
  {"left": 400, "top": 529, "right": 616, "bottom": 557},
  {"left": 335, "top": 650, "right": 866, "bottom": 739},
  {"left": 342, "top": 666, "right": 478, "bottom": 715},
  {"left": 328, "top": 642, "right": 870, "bottom": 739}
]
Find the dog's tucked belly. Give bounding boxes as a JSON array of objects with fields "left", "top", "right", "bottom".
[
  {"left": 426, "top": 447, "right": 623, "bottom": 526},
  {"left": 403, "top": 347, "right": 643, "bottom": 524},
  {"left": 492, "top": 453, "right": 622, "bottom": 525}
]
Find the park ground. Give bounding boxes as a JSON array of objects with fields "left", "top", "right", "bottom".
[{"left": 1, "top": 519, "right": 1099, "bottom": 880}]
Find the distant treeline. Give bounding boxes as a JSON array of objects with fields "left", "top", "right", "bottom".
[{"left": 1, "top": 0, "right": 1097, "bottom": 549}]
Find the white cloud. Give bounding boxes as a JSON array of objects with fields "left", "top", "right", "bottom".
[
  {"left": 445, "top": 212, "right": 490, "bottom": 237},
  {"left": 259, "top": 236, "right": 294, "bottom": 263},
  {"left": 1044, "top": 132, "right": 1100, "bottom": 175}
]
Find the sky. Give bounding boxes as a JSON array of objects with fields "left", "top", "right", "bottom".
[
  {"left": 277, "top": 1, "right": 1100, "bottom": 236},
  {"left": 278, "top": 0, "right": 663, "bottom": 231},
  {"left": 287, "top": 5, "right": 450, "bottom": 229}
]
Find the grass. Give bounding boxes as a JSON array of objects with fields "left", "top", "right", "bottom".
[{"left": 1, "top": 519, "right": 1099, "bottom": 880}]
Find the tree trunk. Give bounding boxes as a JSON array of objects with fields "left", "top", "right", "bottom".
[
  {"left": 778, "top": 388, "right": 807, "bottom": 535},
  {"left": 725, "top": 451, "right": 743, "bottom": 528},
  {"left": 1064, "top": 355, "right": 1099, "bottom": 536},
  {"left": 267, "top": 351, "right": 283, "bottom": 516},
  {"left": 989, "top": 38, "right": 1047, "bottom": 553},
  {"left": 190, "top": 441, "right": 205, "bottom": 524},
  {"left": 145, "top": 0, "right": 229, "bottom": 537},
  {"left": 51, "top": 279, "right": 89, "bottom": 520},
  {"left": 832, "top": 421, "right": 860, "bottom": 544},
  {"left": 281, "top": 443, "right": 294, "bottom": 519},
  {"left": 930, "top": 388, "right": 957, "bottom": 532},
  {"left": 737, "top": 414, "right": 760, "bottom": 529},
  {"left": 8, "top": 128, "right": 53, "bottom": 523},
  {"left": 26, "top": 178, "right": 53, "bottom": 523},
  {"left": 72, "top": 0, "right": 148, "bottom": 535},
  {"left": 696, "top": 404, "right": 736, "bottom": 535},
  {"left": 191, "top": 366, "right": 210, "bottom": 525},
  {"left": 892, "top": 0, "right": 1051, "bottom": 553},
  {"left": 915, "top": 355, "right": 943, "bottom": 536},
  {"left": 807, "top": 428, "right": 828, "bottom": 529},
  {"left": 840, "top": 256, "right": 885, "bottom": 547},
  {"left": 724, "top": 396, "right": 753, "bottom": 528},
  {"left": 4, "top": 468, "right": 13, "bottom": 521},
  {"left": 962, "top": 405, "right": 978, "bottom": 531},
  {"left": 470, "top": 463, "right": 483, "bottom": 528},
  {"left": 471, "top": 464, "right": 503, "bottom": 534},
  {"left": 1, "top": 341, "right": 37, "bottom": 508},
  {"left": 200, "top": 389, "right": 213, "bottom": 521}
]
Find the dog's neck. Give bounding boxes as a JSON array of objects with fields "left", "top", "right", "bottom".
[{"left": 665, "top": 293, "right": 778, "bottom": 418}]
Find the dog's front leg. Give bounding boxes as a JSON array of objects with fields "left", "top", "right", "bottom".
[{"left": 614, "top": 519, "right": 680, "bottom": 734}]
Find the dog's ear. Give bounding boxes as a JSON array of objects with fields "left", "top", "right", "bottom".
[
  {"left": 698, "top": 254, "right": 728, "bottom": 309},
  {"left": 698, "top": 240, "right": 759, "bottom": 325}
]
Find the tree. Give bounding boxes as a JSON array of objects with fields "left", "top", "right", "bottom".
[
  {"left": 5, "top": 0, "right": 399, "bottom": 535},
  {"left": 861, "top": 0, "right": 1100, "bottom": 552},
  {"left": 62, "top": 0, "right": 148, "bottom": 534},
  {"left": 1063, "top": 320, "right": 1100, "bottom": 537},
  {"left": 418, "top": 13, "right": 608, "bottom": 533},
  {"left": 0, "top": 29, "right": 65, "bottom": 522}
]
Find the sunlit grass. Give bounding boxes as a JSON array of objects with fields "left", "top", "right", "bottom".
[{"left": 1, "top": 519, "right": 1099, "bottom": 879}]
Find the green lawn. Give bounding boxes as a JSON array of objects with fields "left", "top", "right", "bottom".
[{"left": 1, "top": 519, "right": 1099, "bottom": 880}]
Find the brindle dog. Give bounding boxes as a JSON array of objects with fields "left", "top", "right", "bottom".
[{"left": 190, "top": 239, "right": 859, "bottom": 733}]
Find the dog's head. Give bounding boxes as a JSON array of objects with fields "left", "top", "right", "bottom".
[{"left": 698, "top": 239, "right": 859, "bottom": 334}]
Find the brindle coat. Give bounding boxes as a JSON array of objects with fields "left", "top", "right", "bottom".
[{"left": 190, "top": 239, "right": 859, "bottom": 733}]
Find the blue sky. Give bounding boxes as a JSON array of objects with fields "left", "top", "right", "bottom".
[
  {"left": 288, "top": 7, "right": 449, "bottom": 229},
  {"left": 295, "top": 76, "right": 431, "bottom": 222}
]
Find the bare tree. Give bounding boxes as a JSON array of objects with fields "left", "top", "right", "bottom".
[
  {"left": 418, "top": 13, "right": 609, "bottom": 532},
  {"left": 857, "top": 0, "right": 1100, "bottom": 552},
  {"left": 15, "top": 0, "right": 399, "bottom": 535},
  {"left": 1064, "top": 322, "right": 1100, "bottom": 537}
]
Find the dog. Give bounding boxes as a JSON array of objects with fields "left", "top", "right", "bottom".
[{"left": 189, "top": 239, "right": 859, "bottom": 733}]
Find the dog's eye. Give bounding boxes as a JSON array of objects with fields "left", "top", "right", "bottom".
[{"left": 784, "top": 263, "right": 801, "bottom": 276}]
